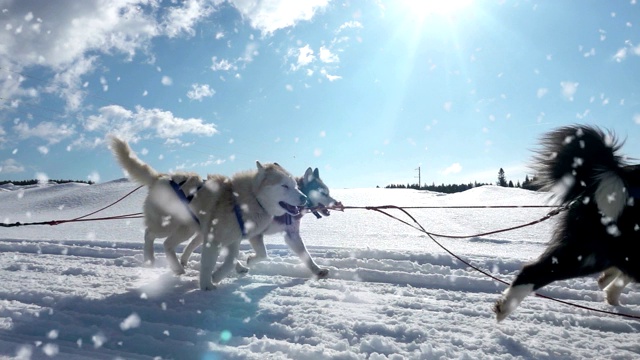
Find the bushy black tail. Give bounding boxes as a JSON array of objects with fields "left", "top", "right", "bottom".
[{"left": 533, "top": 125, "right": 626, "bottom": 208}]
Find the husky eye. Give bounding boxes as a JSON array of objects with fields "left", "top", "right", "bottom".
[{"left": 281, "top": 184, "right": 290, "bottom": 189}]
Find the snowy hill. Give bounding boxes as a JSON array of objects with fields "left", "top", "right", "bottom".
[{"left": 0, "top": 182, "right": 638, "bottom": 359}]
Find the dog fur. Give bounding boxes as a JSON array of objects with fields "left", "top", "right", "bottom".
[
  {"left": 180, "top": 167, "right": 341, "bottom": 278},
  {"left": 110, "top": 137, "right": 308, "bottom": 290},
  {"left": 494, "top": 125, "right": 640, "bottom": 321}
]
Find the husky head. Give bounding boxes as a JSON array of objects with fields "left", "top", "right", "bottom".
[
  {"left": 254, "top": 161, "right": 308, "bottom": 217},
  {"left": 301, "top": 167, "right": 341, "bottom": 216}
]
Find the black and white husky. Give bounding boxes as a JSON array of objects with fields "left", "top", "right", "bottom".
[{"left": 494, "top": 125, "right": 640, "bottom": 321}]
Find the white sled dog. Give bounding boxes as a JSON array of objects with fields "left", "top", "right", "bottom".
[
  {"left": 180, "top": 167, "right": 342, "bottom": 278},
  {"left": 494, "top": 125, "right": 640, "bottom": 321},
  {"left": 110, "top": 137, "right": 308, "bottom": 290}
]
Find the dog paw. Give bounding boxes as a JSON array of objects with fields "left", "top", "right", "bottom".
[
  {"left": 172, "top": 267, "right": 186, "bottom": 276},
  {"left": 236, "top": 263, "right": 250, "bottom": 274},
  {"left": 315, "top": 268, "right": 329, "bottom": 279},
  {"left": 200, "top": 282, "right": 217, "bottom": 291},
  {"left": 493, "top": 300, "right": 507, "bottom": 322},
  {"left": 143, "top": 258, "right": 155, "bottom": 267}
]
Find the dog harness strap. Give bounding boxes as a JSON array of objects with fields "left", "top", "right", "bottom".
[
  {"left": 169, "top": 179, "right": 201, "bottom": 226},
  {"left": 233, "top": 202, "right": 247, "bottom": 238}
]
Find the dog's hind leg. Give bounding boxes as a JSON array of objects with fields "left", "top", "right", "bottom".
[
  {"left": 494, "top": 241, "right": 608, "bottom": 322},
  {"left": 163, "top": 225, "right": 193, "bottom": 275},
  {"left": 180, "top": 232, "right": 201, "bottom": 267},
  {"left": 284, "top": 222, "right": 329, "bottom": 278},
  {"left": 143, "top": 228, "right": 156, "bottom": 266},
  {"left": 212, "top": 240, "right": 241, "bottom": 284}
]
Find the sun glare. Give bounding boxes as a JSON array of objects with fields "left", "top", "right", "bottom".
[{"left": 401, "top": 0, "right": 474, "bottom": 18}]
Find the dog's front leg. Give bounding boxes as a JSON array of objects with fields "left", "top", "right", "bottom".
[
  {"left": 603, "top": 272, "right": 632, "bottom": 305},
  {"left": 245, "top": 234, "right": 268, "bottom": 267},
  {"left": 284, "top": 222, "right": 328, "bottom": 278},
  {"left": 212, "top": 240, "right": 241, "bottom": 284},
  {"left": 199, "top": 232, "right": 219, "bottom": 291}
]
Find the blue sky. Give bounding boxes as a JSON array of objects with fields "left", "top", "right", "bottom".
[{"left": 1, "top": 0, "right": 640, "bottom": 189}]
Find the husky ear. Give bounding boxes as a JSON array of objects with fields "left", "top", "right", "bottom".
[
  {"left": 304, "top": 167, "right": 314, "bottom": 183},
  {"left": 254, "top": 161, "right": 266, "bottom": 189},
  {"left": 313, "top": 168, "right": 320, "bottom": 178}
]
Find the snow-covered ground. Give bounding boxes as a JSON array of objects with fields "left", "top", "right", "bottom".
[{"left": 1, "top": 181, "right": 639, "bottom": 359}]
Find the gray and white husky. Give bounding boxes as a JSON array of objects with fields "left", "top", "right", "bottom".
[
  {"left": 110, "top": 137, "right": 308, "bottom": 290},
  {"left": 181, "top": 167, "right": 342, "bottom": 279}
]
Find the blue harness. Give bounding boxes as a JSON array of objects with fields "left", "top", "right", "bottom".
[
  {"left": 232, "top": 200, "right": 247, "bottom": 238},
  {"left": 169, "top": 179, "right": 203, "bottom": 225},
  {"left": 169, "top": 179, "right": 247, "bottom": 238}
]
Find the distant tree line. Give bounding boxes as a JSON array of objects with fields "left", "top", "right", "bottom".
[
  {"left": 385, "top": 168, "right": 542, "bottom": 193},
  {"left": 386, "top": 181, "right": 491, "bottom": 194},
  {"left": 0, "top": 179, "right": 94, "bottom": 186}
]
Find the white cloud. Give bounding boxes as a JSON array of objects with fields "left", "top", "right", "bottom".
[
  {"left": 186, "top": 83, "right": 215, "bottom": 101},
  {"left": 291, "top": 44, "right": 315, "bottom": 70},
  {"left": 442, "top": 163, "right": 462, "bottom": 175},
  {"left": 0, "top": 1, "right": 233, "bottom": 111},
  {"left": 0, "top": 1, "right": 162, "bottom": 109},
  {"left": 320, "top": 69, "right": 342, "bottom": 81},
  {"left": 211, "top": 56, "right": 237, "bottom": 71},
  {"left": 14, "top": 121, "right": 75, "bottom": 144},
  {"left": 319, "top": 46, "right": 339, "bottom": 63},
  {"left": 37, "top": 146, "right": 49, "bottom": 155},
  {"left": 613, "top": 43, "right": 640, "bottom": 62},
  {"left": 161, "top": 76, "right": 173, "bottom": 86},
  {"left": 0, "top": 159, "right": 25, "bottom": 174},
  {"left": 336, "top": 20, "right": 363, "bottom": 33},
  {"left": 560, "top": 81, "right": 579, "bottom": 101},
  {"left": 163, "top": 0, "right": 217, "bottom": 38},
  {"left": 85, "top": 105, "right": 218, "bottom": 142},
  {"left": 229, "top": 0, "right": 330, "bottom": 36},
  {"left": 536, "top": 88, "right": 548, "bottom": 98},
  {"left": 634, "top": 113, "right": 640, "bottom": 124}
]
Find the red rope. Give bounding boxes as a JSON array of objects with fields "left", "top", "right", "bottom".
[
  {"left": 339, "top": 204, "right": 640, "bottom": 320},
  {"left": 70, "top": 185, "right": 144, "bottom": 221},
  {"left": 1, "top": 185, "right": 144, "bottom": 227}
]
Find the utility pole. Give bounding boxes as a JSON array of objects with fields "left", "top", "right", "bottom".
[{"left": 415, "top": 166, "right": 421, "bottom": 189}]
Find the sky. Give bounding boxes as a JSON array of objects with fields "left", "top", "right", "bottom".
[{"left": 1, "top": 0, "right": 640, "bottom": 188}]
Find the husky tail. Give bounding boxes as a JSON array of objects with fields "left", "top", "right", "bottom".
[
  {"left": 110, "top": 137, "right": 159, "bottom": 187},
  {"left": 533, "top": 125, "right": 627, "bottom": 219}
]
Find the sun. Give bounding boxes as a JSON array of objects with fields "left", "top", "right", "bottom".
[{"left": 400, "top": 0, "right": 474, "bottom": 18}]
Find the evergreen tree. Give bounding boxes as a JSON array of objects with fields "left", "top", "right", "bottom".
[{"left": 497, "top": 168, "right": 508, "bottom": 187}]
